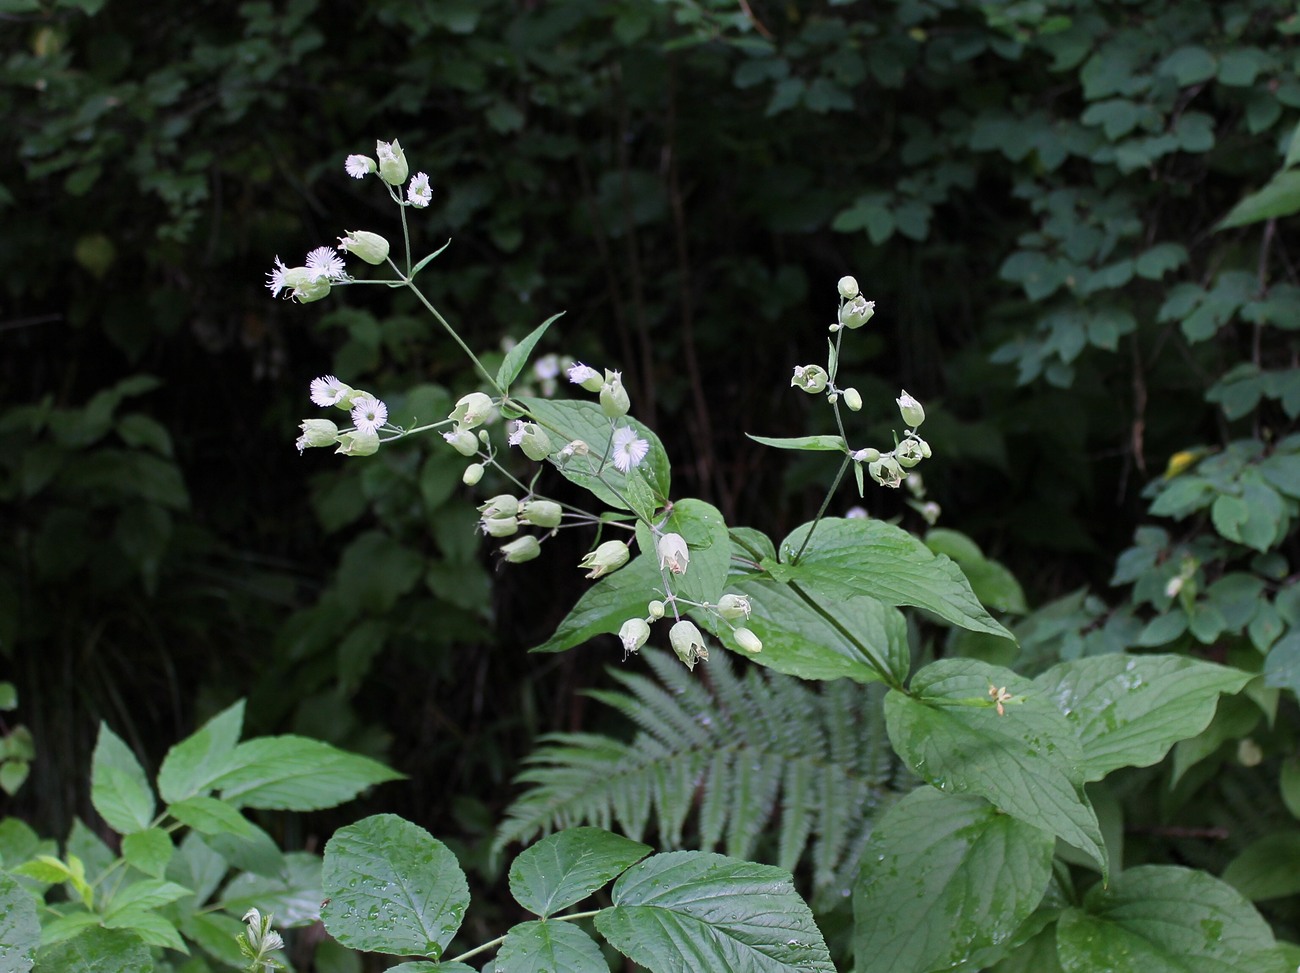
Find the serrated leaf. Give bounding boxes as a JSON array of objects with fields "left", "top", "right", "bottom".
[
  {"left": 106, "top": 878, "right": 192, "bottom": 916},
  {"left": 91, "top": 724, "right": 156, "bottom": 835},
  {"left": 322, "top": 814, "right": 469, "bottom": 958},
  {"left": 180, "top": 911, "right": 246, "bottom": 967},
  {"left": 497, "top": 312, "right": 564, "bottom": 391},
  {"left": 744, "top": 434, "right": 848, "bottom": 452},
  {"left": 509, "top": 828, "right": 650, "bottom": 918},
  {"left": 495, "top": 920, "right": 607, "bottom": 973},
  {"left": 0, "top": 872, "right": 39, "bottom": 973},
  {"left": 885, "top": 659, "right": 1106, "bottom": 875},
  {"left": 533, "top": 552, "right": 661, "bottom": 653},
  {"left": 157, "top": 700, "right": 245, "bottom": 804},
  {"left": 853, "top": 788, "right": 1055, "bottom": 973},
  {"left": 635, "top": 498, "right": 729, "bottom": 606},
  {"left": 1056, "top": 865, "right": 1283, "bottom": 973},
  {"left": 167, "top": 795, "right": 254, "bottom": 838},
  {"left": 36, "top": 927, "right": 152, "bottom": 973},
  {"left": 210, "top": 736, "right": 402, "bottom": 810},
  {"left": 218, "top": 851, "right": 323, "bottom": 926},
  {"left": 1035, "top": 654, "right": 1251, "bottom": 780},
  {"left": 595, "top": 851, "right": 834, "bottom": 973},
  {"left": 777, "top": 518, "right": 1013, "bottom": 640},
  {"left": 121, "top": 827, "right": 173, "bottom": 878},
  {"left": 103, "top": 906, "right": 187, "bottom": 952}
]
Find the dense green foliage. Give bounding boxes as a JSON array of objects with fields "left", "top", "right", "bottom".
[{"left": 4, "top": 0, "right": 1300, "bottom": 970}]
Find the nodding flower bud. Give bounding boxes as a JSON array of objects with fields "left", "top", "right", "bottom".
[
  {"left": 508, "top": 421, "right": 553, "bottom": 461},
  {"left": 296, "top": 419, "right": 339, "bottom": 454},
  {"left": 579, "top": 540, "right": 630, "bottom": 579},
  {"left": 450, "top": 392, "right": 494, "bottom": 429},
  {"left": 500, "top": 535, "right": 541, "bottom": 564},
  {"left": 599, "top": 370, "right": 631, "bottom": 418},
  {"left": 443, "top": 427, "right": 479, "bottom": 457},
  {"left": 376, "top": 139, "right": 409, "bottom": 186},
  {"left": 897, "top": 390, "right": 925, "bottom": 428},
  {"left": 791, "top": 365, "right": 829, "bottom": 394},
  {"left": 556, "top": 439, "right": 590, "bottom": 463},
  {"left": 657, "top": 533, "right": 690, "bottom": 575},
  {"left": 481, "top": 516, "right": 519, "bottom": 538},
  {"left": 839, "top": 296, "right": 876, "bottom": 329},
  {"left": 619, "top": 617, "right": 651, "bottom": 656},
  {"left": 733, "top": 627, "right": 763, "bottom": 654},
  {"left": 337, "top": 230, "right": 390, "bottom": 266},
  {"left": 851, "top": 447, "right": 881, "bottom": 464},
  {"left": 520, "top": 499, "right": 563, "bottom": 529},
  {"left": 843, "top": 387, "right": 863, "bottom": 412},
  {"left": 869, "top": 456, "right": 905, "bottom": 489},
  {"left": 895, "top": 437, "right": 926, "bottom": 468},
  {"left": 478, "top": 495, "right": 518, "bottom": 520},
  {"left": 838, "top": 276, "right": 860, "bottom": 300},
  {"left": 716, "top": 593, "right": 752, "bottom": 620},
  {"left": 334, "top": 429, "right": 380, "bottom": 456},
  {"left": 648, "top": 600, "right": 666, "bottom": 619},
  {"left": 669, "top": 620, "right": 709, "bottom": 670},
  {"left": 462, "top": 463, "right": 485, "bottom": 486},
  {"left": 567, "top": 363, "right": 605, "bottom": 393}
]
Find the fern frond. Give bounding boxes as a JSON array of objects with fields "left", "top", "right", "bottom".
[{"left": 495, "top": 648, "right": 897, "bottom": 893}]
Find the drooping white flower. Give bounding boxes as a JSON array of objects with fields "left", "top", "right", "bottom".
[
  {"left": 310, "top": 375, "right": 350, "bottom": 407},
  {"left": 345, "top": 154, "right": 375, "bottom": 179},
  {"left": 567, "top": 362, "right": 603, "bottom": 391},
  {"left": 350, "top": 394, "right": 388, "bottom": 434},
  {"left": 611, "top": 426, "right": 649, "bottom": 473},
  {"left": 306, "top": 246, "right": 346, "bottom": 281},
  {"left": 508, "top": 420, "right": 526, "bottom": 447},
  {"left": 407, "top": 171, "right": 433, "bottom": 208},
  {"left": 266, "top": 256, "right": 290, "bottom": 298}
]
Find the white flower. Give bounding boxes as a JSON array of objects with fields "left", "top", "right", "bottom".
[
  {"left": 350, "top": 394, "right": 388, "bottom": 434},
  {"left": 407, "top": 171, "right": 433, "bottom": 207},
  {"left": 508, "top": 420, "right": 526, "bottom": 446},
  {"left": 266, "top": 257, "right": 290, "bottom": 298},
  {"left": 657, "top": 533, "right": 689, "bottom": 575},
  {"left": 345, "top": 154, "right": 375, "bottom": 179},
  {"left": 306, "top": 246, "right": 346, "bottom": 281},
  {"left": 611, "top": 426, "right": 649, "bottom": 473},
  {"left": 567, "top": 362, "right": 602, "bottom": 389},
  {"left": 309, "top": 375, "right": 349, "bottom": 407},
  {"left": 534, "top": 354, "right": 560, "bottom": 381}
]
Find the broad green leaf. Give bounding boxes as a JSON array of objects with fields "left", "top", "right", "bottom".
[
  {"left": 594, "top": 851, "right": 834, "bottom": 973},
  {"left": 1223, "top": 832, "right": 1300, "bottom": 901},
  {"left": 744, "top": 434, "right": 848, "bottom": 452},
  {"left": 219, "top": 851, "right": 323, "bottom": 926},
  {"left": 180, "top": 911, "right": 246, "bottom": 967},
  {"left": 91, "top": 724, "right": 156, "bottom": 835},
  {"left": 157, "top": 700, "right": 245, "bottom": 803},
  {"left": 885, "top": 659, "right": 1106, "bottom": 875},
  {"left": 36, "top": 927, "right": 151, "bottom": 973},
  {"left": 39, "top": 910, "right": 102, "bottom": 946},
  {"left": 497, "top": 312, "right": 564, "bottom": 391},
  {"left": 635, "top": 498, "right": 729, "bottom": 606},
  {"left": 1263, "top": 631, "right": 1300, "bottom": 698},
  {"left": 105, "top": 879, "right": 191, "bottom": 916},
  {"left": 495, "top": 920, "right": 607, "bottom": 973},
  {"left": 102, "top": 907, "right": 187, "bottom": 952},
  {"left": 776, "top": 518, "right": 1013, "bottom": 640},
  {"left": 989, "top": 925, "right": 1066, "bottom": 973},
  {"left": 853, "top": 787, "right": 1054, "bottom": 973},
  {"left": 210, "top": 736, "right": 403, "bottom": 810},
  {"left": 533, "top": 552, "right": 661, "bottom": 653},
  {"left": 1034, "top": 654, "right": 1250, "bottom": 780},
  {"left": 322, "top": 814, "right": 469, "bottom": 959},
  {"left": 1056, "top": 865, "right": 1284, "bottom": 973},
  {"left": 925, "top": 528, "right": 1028, "bottom": 614},
  {"left": 0, "top": 872, "right": 39, "bottom": 973},
  {"left": 121, "top": 827, "right": 173, "bottom": 878},
  {"left": 1218, "top": 170, "right": 1300, "bottom": 229},
  {"left": 509, "top": 828, "right": 650, "bottom": 918},
  {"left": 385, "top": 964, "right": 475, "bottom": 973},
  {"left": 205, "top": 818, "right": 286, "bottom": 878},
  {"left": 167, "top": 795, "right": 254, "bottom": 838}
]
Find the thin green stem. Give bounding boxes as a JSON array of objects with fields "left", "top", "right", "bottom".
[
  {"left": 787, "top": 580, "right": 902, "bottom": 690},
  {"left": 446, "top": 910, "right": 603, "bottom": 966},
  {"left": 790, "top": 456, "right": 851, "bottom": 565},
  {"left": 403, "top": 281, "right": 501, "bottom": 394}
]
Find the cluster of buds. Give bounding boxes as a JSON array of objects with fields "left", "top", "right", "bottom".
[
  {"left": 443, "top": 392, "right": 495, "bottom": 457},
  {"left": 479, "top": 493, "right": 565, "bottom": 564},
  {"left": 297, "top": 375, "right": 390, "bottom": 457},
  {"left": 567, "top": 363, "right": 632, "bottom": 421},
  {"left": 345, "top": 139, "right": 434, "bottom": 208},
  {"left": 237, "top": 909, "right": 285, "bottom": 972}
]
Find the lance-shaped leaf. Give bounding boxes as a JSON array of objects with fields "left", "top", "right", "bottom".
[
  {"left": 533, "top": 552, "right": 661, "bottom": 654},
  {"left": 1035, "top": 654, "right": 1251, "bottom": 781},
  {"left": 594, "top": 851, "right": 834, "bottom": 973},
  {"left": 745, "top": 434, "right": 848, "bottom": 452},
  {"left": 497, "top": 312, "right": 564, "bottom": 391},
  {"left": 636, "top": 498, "right": 729, "bottom": 606},
  {"left": 0, "top": 872, "right": 39, "bottom": 973},
  {"left": 885, "top": 659, "right": 1107, "bottom": 876},
  {"left": 772, "top": 518, "right": 1013, "bottom": 639},
  {"left": 210, "top": 736, "right": 403, "bottom": 810},
  {"left": 91, "top": 724, "right": 156, "bottom": 835},
  {"left": 1056, "top": 865, "right": 1285, "bottom": 973},
  {"left": 157, "top": 699, "right": 245, "bottom": 803},
  {"left": 322, "top": 814, "right": 469, "bottom": 959},
  {"left": 509, "top": 828, "right": 650, "bottom": 918},
  {"left": 496, "top": 920, "right": 607, "bottom": 973},
  {"left": 854, "top": 787, "right": 1055, "bottom": 973}
]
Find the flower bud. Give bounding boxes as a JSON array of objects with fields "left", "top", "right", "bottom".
[
  {"left": 567, "top": 363, "right": 605, "bottom": 393},
  {"left": 669, "top": 620, "right": 708, "bottom": 670},
  {"left": 869, "top": 456, "right": 905, "bottom": 489},
  {"left": 648, "top": 600, "right": 666, "bottom": 619},
  {"left": 579, "top": 540, "right": 630, "bottom": 579},
  {"left": 296, "top": 418, "right": 339, "bottom": 453},
  {"left": 839, "top": 296, "right": 876, "bottom": 329},
  {"left": 337, "top": 230, "right": 391, "bottom": 265},
  {"left": 479, "top": 494, "right": 519, "bottom": 520},
  {"left": 443, "top": 427, "right": 479, "bottom": 457},
  {"left": 334, "top": 429, "right": 380, "bottom": 457},
  {"left": 509, "top": 421, "right": 553, "bottom": 461},
  {"left": 557, "top": 439, "right": 590, "bottom": 463},
  {"left": 520, "top": 499, "right": 563, "bottom": 529},
  {"left": 791, "top": 365, "right": 829, "bottom": 394},
  {"left": 897, "top": 390, "right": 925, "bottom": 428},
  {"left": 657, "top": 533, "right": 690, "bottom": 575},
  {"left": 717, "top": 594, "right": 751, "bottom": 620},
  {"left": 500, "top": 535, "right": 541, "bottom": 564},
  {"left": 851, "top": 447, "right": 881, "bottom": 464},
  {"left": 895, "top": 437, "right": 925, "bottom": 468},
  {"left": 733, "top": 627, "right": 763, "bottom": 654},
  {"left": 827, "top": 392, "right": 839, "bottom": 405},
  {"left": 376, "top": 139, "right": 409, "bottom": 186},
  {"left": 481, "top": 515, "right": 519, "bottom": 538},
  {"left": 450, "top": 392, "right": 494, "bottom": 429},
  {"left": 282, "top": 267, "right": 331, "bottom": 303},
  {"left": 619, "top": 617, "right": 651, "bottom": 655},
  {"left": 462, "top": 463, "right": 484, "bottom": 486},
  {"left": 600, "top": 370, "right": 630, "bottom": 418},
  {"left": 837, "top": 276, "right": 860, "bottom": 300},
  {"left": 843, "top": 387, "right": 863, "bottom": 412}
]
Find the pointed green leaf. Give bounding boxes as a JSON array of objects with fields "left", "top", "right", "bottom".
[
  {"left": 409, "top": 239, "right": 452, "bottom": 278},
  {"left": 218, "top": 851, "right": 323, "bottom": 926},
  {"left": 853, "top": 787, "right": 1054, "bottom": 973},
  {"left": 533, "top": 552, "right": 661, "bottom": 653},
  {"left": 121, "top": 827, "right": 173, "bottom": 878},
  {"left": 1035, "top": 654, "right": 1251, "bottom": 781},
  {"left": 105, "top": 878, "right": 191, "bottom": 916},
  {"left": 210, "top": 736, "right": 403, "bottom": 810},
  {"left": 777, "top": 519, "right": 1013, "bottom": 639},
  {"left": 1217, "top": 170, "right": 1300, "bottom": 229},
  {"left": 594, "top": 851, "right": 835, "bottom": 973},
  {"left": 167, "top": 795, "right": 254, "bottom": 838},
  {"left": 0, "top": 872, "right": 39, "bottom": 973},
  {"left": 103, "top": 907, "right": 187, "bottom": 952},
  {"left": 635, "top": 498, "right": 729, "bottom": 606},
  {"left": 885, "top": 659, "right": 1106, "bottom": 876},
  {"left": 157, "top": 700, "right": 245, "bottom": 804},
  {"left": 1223, "top": 832, "right": 1300, "bottom": 901},
  {"left": 509, "top": 828, "right": 651, "bottom": 918},
  {"left": 205, "top": 818, "right": 286, "bottom": 877},
  {"left": 180, "top": 911, "right": 246, "bottom": 967},
  {"left": 989, "top": 926, "right": 1066, "bottom": 973},
  {"left": 497, "top": 312, "right": 564, "bottom": 391},
  {"left": 1056, "top": 866, "right": 1284, "bottom": 973},
  {"left": 744, "top": 434, "right": 848, "bottom": 452},
  {"left": 322, "top": 814, "right": 469, "bottom": 959},
  {"left": 36, "top": 927, "right": 151, "bottom": 973},
  {"left": 496, "top": 920, "right": 607, "bottom": 973},
  {"left": 384, "top": 964, "right": 475, "bottom": 973},
  {"left": 91, "top": 724, "right": 156, "bottom": 835}
]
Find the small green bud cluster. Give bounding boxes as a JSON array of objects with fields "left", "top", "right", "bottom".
[{"left": 479, "top": 491, "right": 566, "bottom": 563}]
